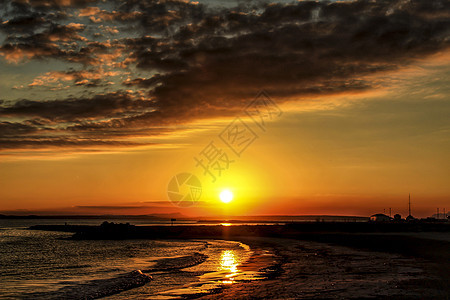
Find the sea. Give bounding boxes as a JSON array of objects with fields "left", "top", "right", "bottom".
[{"left": 0, "top": 219, "right": 276, "bottom": 299}]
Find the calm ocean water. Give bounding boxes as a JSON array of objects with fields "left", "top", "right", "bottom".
[{"left": 0, "top": 219, "right": 273, "bottom": 299}]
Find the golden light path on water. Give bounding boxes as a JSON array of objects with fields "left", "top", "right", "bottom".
[
  {"left": 158, "top": 241, "right": 264, "bottom": 298},
  {"left": 220, "top": 250, "right": 239, "bottom": 284}
]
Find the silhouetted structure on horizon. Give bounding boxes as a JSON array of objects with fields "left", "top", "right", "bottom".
[{"left": 370, "top": 214, "right": 391, "bottom": 222}]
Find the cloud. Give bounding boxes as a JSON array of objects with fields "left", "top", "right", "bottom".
[
  {"left": 28, "top": 69, "right": 122, "bottom": 87},
  {"left": 0, "top": 137, "right": 146, "bottom": 149},
  {"left": 0, "top": 22, "right": 88, "bottom": 62},
  {"left": 99, "top": 25, "right": 119, "bottom": 35},
  {"left": 0, "top": 14, "right": 48, "bottom": 34},
  {"left": 122, "top": 75, "right": 162, "bottom": 88},
  {"left": 12, "top": 0, "right": 100, "bottom": 9},
  {"left": 0, "top": 121, "right": 39, "bottom": 135},
  {"left": 0, "top": 204, "right": 181, "bottom": 215},
  {"left": 115, "top": 0, "right": 449, "bottom": 128},
  {"left": 0, "top": 0, "right": 449, "bottom": 152},
  {"left": 0, "top": 91, "right": 154, "bottom": 122},
  {"left": 0, "top": 43, "right": 62, "bottom": 63},
  {"left": 73, "top": 205, "right": 167, "bottom": 210},
  {"left": 78, "top": 6, "right": 143, "bottom": 23},
  {"left": 78, "top": 6, "right": 101, "bottom": 17},
  {"left": 0, "top": 90, "right": 163, "bottom": 149}
]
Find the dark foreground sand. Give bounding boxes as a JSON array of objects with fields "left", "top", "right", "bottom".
[{"left": 200, "top": 234, "right": 450, "bottom": 299}]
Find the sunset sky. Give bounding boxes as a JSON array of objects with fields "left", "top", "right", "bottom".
[{"left": 0, "top": 0, "right": 449, "bottom": 217}]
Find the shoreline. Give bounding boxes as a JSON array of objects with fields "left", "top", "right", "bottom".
[
  {"left": 28, "top": 221, "right": 450, "bottom": 240},
  {"left": 194, "top": 234, "right": 449, "bottom": 299},
  {"left": 198, "top": 236, "right": 449, "bottom": 299},
  {"left": 27, "top": 223, "right": 450, "bottom": 299},
  {"left": 151, "top": 239, "right": 281, "bottom": 299}
]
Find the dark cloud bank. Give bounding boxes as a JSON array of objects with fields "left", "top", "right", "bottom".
[{"left": 0, "top": 0, "right": 449, "bottom": 150}]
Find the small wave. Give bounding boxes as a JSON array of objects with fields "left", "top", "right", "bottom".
[
  {"left": 144, "top": 252, "right": 208, "bottom": 272},
  {"left": 55, "top": 264, "right": 92, "bottom": 270},
  {"left": 25, "top": 270, "right": 152, "bottom": 300}
]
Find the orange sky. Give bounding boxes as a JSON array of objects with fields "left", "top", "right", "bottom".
[
  {"left": 0, "top": 0, "right": 449, "bottom": 218},
  {"left": 1, "top": 56, "right": 449, "bottom": 218}
]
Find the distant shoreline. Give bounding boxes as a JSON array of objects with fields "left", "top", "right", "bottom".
[
  {"left": 1, "top": 214, "right": 369, "bottom": 222},
  {"left": 29, "top": 221, "right": 450, "bottom": 237}
]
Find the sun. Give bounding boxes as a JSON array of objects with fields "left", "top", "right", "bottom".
[{"left": 219, "top": 189, "right": 234, "bottom": 203}]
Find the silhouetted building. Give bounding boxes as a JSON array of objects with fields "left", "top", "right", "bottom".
[
  {"left": 370, "top": 214, "right": 391, "bottom": 222},
  {"left": 406, "top": 215, "right": 417, "bottom": 222},
  {"left": 393, "top": 214, "right": 402, "bottom": 221}
]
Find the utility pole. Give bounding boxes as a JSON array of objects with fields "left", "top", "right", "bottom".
[
  {"left": 437, "top": 208, "right": 439, "bottom": 219},
  {"left": 408, "top": 193, "right": 411, "bottom": 216},
  {"left": 389, "top": 208, "right": 392, "bottom": 218}
]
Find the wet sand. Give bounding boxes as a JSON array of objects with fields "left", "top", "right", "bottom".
[{"left": 200, "top": 234, "right": 449, "bottom": 299}]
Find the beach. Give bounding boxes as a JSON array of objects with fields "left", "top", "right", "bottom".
[
  {"left": 18, "top": 221, "right": 450, "bottom": 299},
  {"left": 200, "top": 234, "right": 449, "bottom": 299}
]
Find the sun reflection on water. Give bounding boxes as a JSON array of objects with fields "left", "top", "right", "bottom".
[{"left": 219, "top": 250, "right": 239, "bottom": 284}]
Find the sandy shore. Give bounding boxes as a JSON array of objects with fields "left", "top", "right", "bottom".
[
  {"left": 199, "top": 234, "right": 450, "bottom": 299},
  {"left": 28, "top": 223, "right": 449, "bottom": 298}
]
